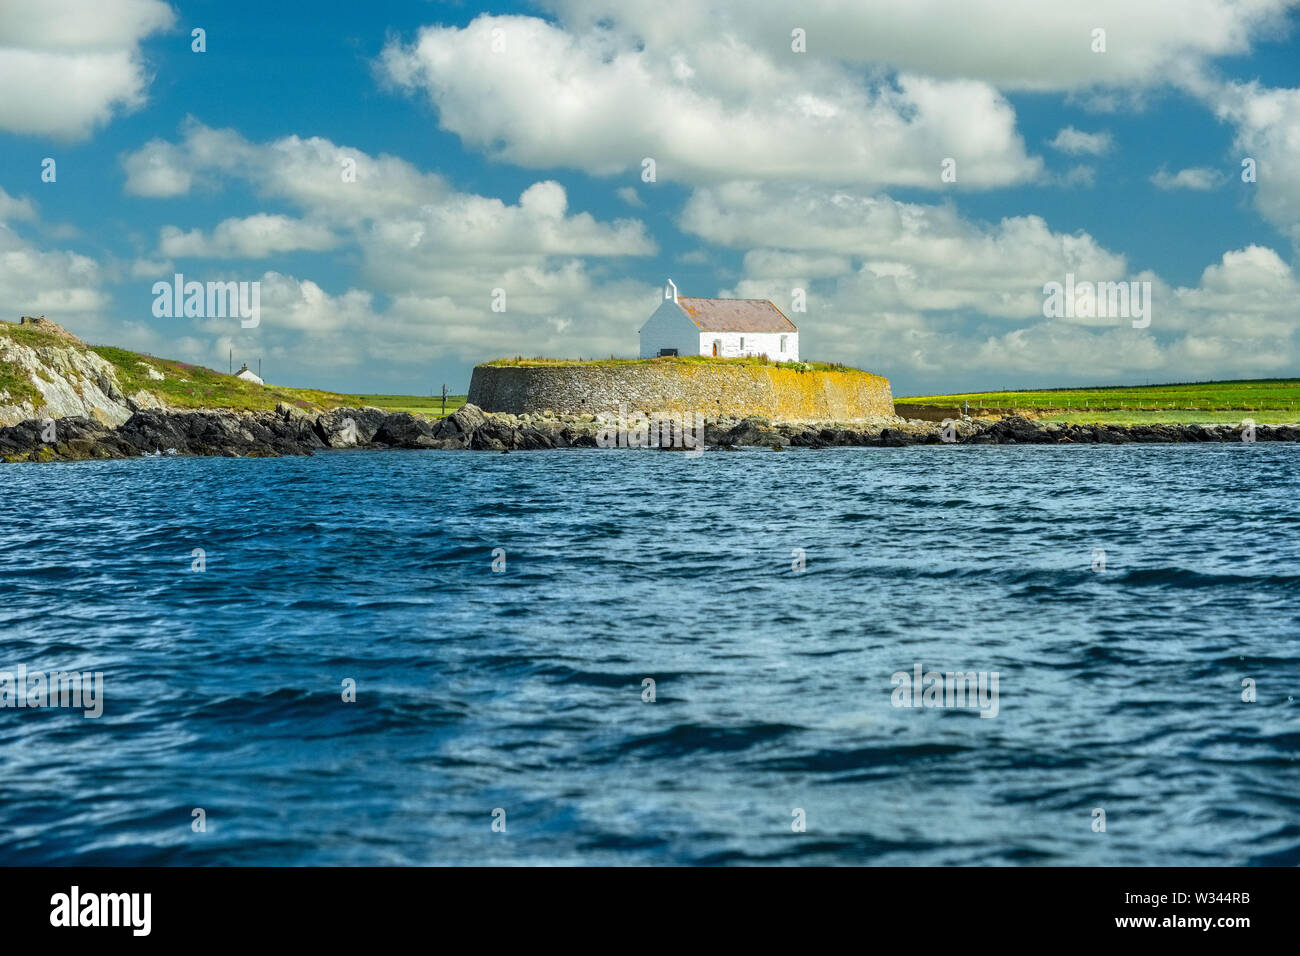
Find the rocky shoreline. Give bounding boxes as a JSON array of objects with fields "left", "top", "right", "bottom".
[{"left": 2, "top": 403, "right": 1297, "bottom": 463}]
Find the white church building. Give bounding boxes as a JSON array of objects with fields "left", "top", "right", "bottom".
[
  {"left": 638, "top": 280, "right": 798, "bottom": 361},
  {"left": 234, "top": 363, "right": 264, "bottom": 386}
]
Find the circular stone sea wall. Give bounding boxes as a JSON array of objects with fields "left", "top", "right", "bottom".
[{"left": 467, "top": 364, "right": 894, "bottom": 421}]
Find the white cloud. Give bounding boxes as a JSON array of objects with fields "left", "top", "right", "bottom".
[
  {"left": 159, "top": 215, "right": 339, "bottom": 258},
  {"left": 123, "top": 122, "right": 656, "bottom": 265},
  {"left": 1150, "top": 166, "right": 1225, "bottom": 190},
  {"left": 116, "top": 122, "right": 659, "bottom": 372},
  {"left": 678, "top": 181, "right": 1300, "bottom": 388},
  {"left": 1198, "top": 78, "right": 1300, "bottom": 241},
  {"left": 0, "top": 188, "right": 36, "bottom": 222},
  {"left": 0, "top": 0, "right": 175, "bottom": 139},
  {"left": 129, "top": 257, "right": 172, "bottom": 279},
  {"left": 181, "top": 267, "right": 666, "bottom": 377},
  {"left": 0, "top": 195, "right": 101, "bottom": 320},
  {"left": 123, "top": 140, "right": 196, "bottom": 197},
  {"left": 123, "top": 122, "right": 261, "bottom": 198},
  {"left": 1062, "top": 165, "right": 1098, "bottom": 188},
  {"left": 541, "top": 0, "right": 1294, "bottom": 92},
  {"left": 0, "top": 224, "right": 105, "bottom": 319},
  {"left": 680, "top": 182, "right": 1127, "bottom": 320},
  {"left": 379, "top": 14, "right": 1043, "bottom": 189},
  {"left": 1049, "top": 126, "right": 1113, "bottom": 156}
]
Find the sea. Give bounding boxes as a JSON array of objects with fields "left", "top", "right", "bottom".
[{"left": 1, "top": 443, "right": 1297, "bottom": 865}]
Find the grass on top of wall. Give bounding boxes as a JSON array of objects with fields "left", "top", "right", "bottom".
[{"left": 481, "top": 355, "right": 871, "bottom": 374}]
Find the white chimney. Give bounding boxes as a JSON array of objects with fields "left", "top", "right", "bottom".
[{"left": 665, "top": 278, "right": 677, "bottom": 302}]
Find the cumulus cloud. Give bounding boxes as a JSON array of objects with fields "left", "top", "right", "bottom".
[
  {"left": 159, "top": 215, "right": 339, "bottom": 259},
  {"left": 0, "top": 189, "right": 98, "bottom": 320},
  {"left": 0, "top": 226, "right": 104, "bottom": 320},
  {"left": 1198, "top": 78, "right": 1300, "bottom": 241},
  {"left": 379, "top": 14, "right": 1043, "bottom": 189},
  {"left": 1062, "top": 165, "right": 1098, "bottom": 187},
  {"left": 123, "top": 121, "right": 655, "bottom": 262},
  {"left": 1049, "top": 126, "right": 1113, "bottom": 156},
  {"left": 116, "top": 122, "right": 658, "bottom": 372},
  {"left": 680, "top": 182, "right": 1128, "bottom": 320},
  {"left": 541, "top": 0, "right": 1294, "bottom": 92},
  {"left": 0, "top": 187, "right": 36, "bottom": 222},
  {"left": 0, "top": 0, "right": 175, "bottom": 139},
  {"left": 678, "top": 182, "right": 1300, "bottom": 389},
  {"left": 1150, "top": 166, "right": 1225, "bottom": 190},
  {"left": 129, "top": 257, "right": 172, "bottom": 280},
  {"left": 1173, "top": 244, "right": 1299, "bottom": 338},
  {"left": 616, "top": 187, "right": 645, "bottom": 208},
  {"left": 173, "top": 266, "right": 664, "bottom": 380}
]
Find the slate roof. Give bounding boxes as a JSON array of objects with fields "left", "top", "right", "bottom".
[{"left": 675, "top": 297, "right": 797, "bottom": 333}]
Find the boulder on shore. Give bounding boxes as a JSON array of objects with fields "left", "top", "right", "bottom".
[{"left": 315, "top": 406, "right": 388, "bottom": 447}]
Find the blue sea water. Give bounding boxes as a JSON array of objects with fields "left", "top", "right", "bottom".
[{"left": 1, "top": 444, "right": 1297, "bottom": 866}]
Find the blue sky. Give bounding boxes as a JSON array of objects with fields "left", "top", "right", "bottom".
[{"left": 1, "top": 0, "right": 1298, "bottom": 397}]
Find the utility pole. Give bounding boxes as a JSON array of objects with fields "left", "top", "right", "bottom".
[{"left": 441, "top": 383, "right": 448, "bottom": 417}]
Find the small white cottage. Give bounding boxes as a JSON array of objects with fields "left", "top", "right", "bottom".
[
  {"left": 638, "top": 280, "right": 798, "bottom": 361},
  {"left": 235, "top": 363, "right": 264, "bottom": 386}
]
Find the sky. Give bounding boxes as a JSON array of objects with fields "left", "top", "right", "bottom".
[{"left": 1, "top": 0, "right": 1298, "bottom": 398}]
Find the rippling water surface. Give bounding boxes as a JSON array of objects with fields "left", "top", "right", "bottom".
[{"left": 1, "top": 444, "right": 1297, "bottom": 865}]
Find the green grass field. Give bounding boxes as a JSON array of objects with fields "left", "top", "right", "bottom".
[
  {"left": 347, "top": 394, "right": 466, "bottom": 416},
  {"left": 899, "top": 379, "right": 1300, "bottom": 424}
]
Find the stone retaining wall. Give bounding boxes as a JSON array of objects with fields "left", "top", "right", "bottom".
[{"left": 467, "top": 363, "right": 894, "bottom": 421}]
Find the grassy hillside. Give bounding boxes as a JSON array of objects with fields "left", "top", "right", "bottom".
[
  {"left": 900, "top": 379, "right": 1300, "bottom": 424},
  {"left": 1, "top": 321, "right": 463, "bottom": 418},
  {"left": 0, "top": 323, "right": 60, "bottom": 406},
  {"left": 483, "top": 355, "right": 866, "bottom": 374},
  {"left": 0, "top": 357, "right": 41, "bottom": 407}
]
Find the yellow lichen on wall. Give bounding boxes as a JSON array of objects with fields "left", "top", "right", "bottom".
[{"left": 467, "top": 363, "right": 894, "bottom": 421}]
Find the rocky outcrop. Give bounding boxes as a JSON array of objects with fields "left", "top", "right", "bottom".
[
  {"left": 117, "top": 408, "right": 328, "bottom": 457},
  {"left": 314, "top": 406, "right": 389, "bottom": 447},
  {"left": 372, "top": 412, "right": 441, "bottom": 449},
  {"left": 0, "top": 330, "right": 140, "bottom": 427},
  {"left": 0, "top": 416, "right": 139, "bottom": 462},
  {"left": 2, "top": 407, "right": 1296, "bottom": 464},
  {"left": 431, "top": 402, "right": 487, "bottom": 444}
]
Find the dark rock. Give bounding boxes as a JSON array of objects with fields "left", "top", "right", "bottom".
[
  {"left": 372, "top": 412, "right": 442, "bottom": 449},
  {"left": 315, "top": 406, "right": 387, "bottom": 447},
  {"left": 0, "top": 416, "right": 135, "bottom": 462},
  {"left": 719, "top": 415, "right": 779, "bottom": 447},
  {"left": 982, "top": 415, "right": 1052, "bottom": 444},
  {"left": 562, "top": 427, "right": 598, "bottom": 448},
  {"left": 433, "top": 403, "right": 488, "bottom": 442},
  {"left": 703, "top": 421, "right": 732, "bottom": 446},
  {"left": 116, "top": 409, "right": 320, "bottom": 457},
  {"left": 5, "top": 402, "right": 1299, "bottom": 464},
  {"left": 467, "top": 418, "right": 514, "bottom": 450}
]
